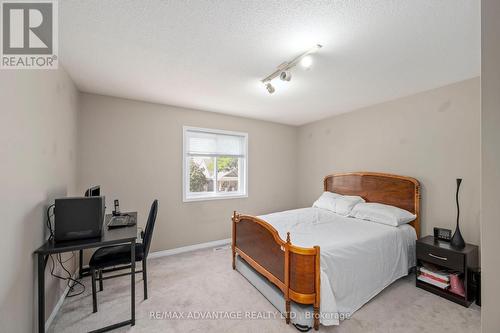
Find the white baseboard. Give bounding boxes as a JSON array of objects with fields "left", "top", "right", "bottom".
[
  {"left": 45, "top": 273, "right": 77, "bottom": 332},
  {"left": 148, "top": 238, "right": 231, "bottom": 259}
]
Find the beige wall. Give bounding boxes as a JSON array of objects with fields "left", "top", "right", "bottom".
[
  {"left": 0, "top": 68, "right": 79, "bottom": 331},
  {"left": 77, "top": 93, "right": 298, "bottom": 251},
  {"left": 481, "top": 1, "right": 500, "bottom": 331},
  {"left": 297, "top": 78, "right": 481, "bottom": 245},
  {"left": 78, "top": 78, "right": 481, "bottom": 251}
]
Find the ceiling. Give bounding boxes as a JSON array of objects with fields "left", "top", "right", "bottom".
[{"left": 60, "top": 0, "right": 480, "bottom": 126}]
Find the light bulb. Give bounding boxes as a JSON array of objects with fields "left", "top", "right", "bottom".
[{"left": 301, "top": 55, "right": 313, "bottom": 69}]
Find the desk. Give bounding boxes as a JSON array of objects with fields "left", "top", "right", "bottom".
[{"left": 34, "top": 213, "right": 138, "bottom": 333}]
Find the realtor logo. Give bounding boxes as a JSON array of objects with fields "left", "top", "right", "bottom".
[{"left": 1, "top": 0, "right": 58, "bottom": 69}]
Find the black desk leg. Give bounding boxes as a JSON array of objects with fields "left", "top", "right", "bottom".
[
  {"left": 79, "top": 249, "right": 83, "bottom": 278},
  {"left": 131, "top": 240, "right": 135, "bottom": 326},
  {"left": 38, "top": 253, "right": 45, "bottom": 333}
]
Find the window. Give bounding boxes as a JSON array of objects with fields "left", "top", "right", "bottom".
[{"left": 183, "top": 126, "right": 248, "bottom": 202}]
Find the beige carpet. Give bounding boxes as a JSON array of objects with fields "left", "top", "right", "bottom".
[{"left": 49, "top": 246, "right": 480, "bottom": 332}]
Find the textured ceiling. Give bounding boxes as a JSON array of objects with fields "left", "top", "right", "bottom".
[{"left": 60, "top": 0, "right": 480, "bottom": 125}]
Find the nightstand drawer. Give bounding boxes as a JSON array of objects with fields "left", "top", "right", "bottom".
[{"left": 417, "top": 243, "right": 464, "bottom": 271}]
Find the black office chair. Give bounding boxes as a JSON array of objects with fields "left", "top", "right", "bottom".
[{"left": 89, "top": 199, "right": 158, "bottom": 313}]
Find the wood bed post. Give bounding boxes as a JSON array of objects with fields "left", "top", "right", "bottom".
[
  {"left": 231, "top": 211, "right": 238, "bottom": 270},
  {"left": 285, "top": 232, "right": 291, "bottom": 324},
  {"left": 414, "top": 184, "right": 421, "bottom": 238},
  {"left": 313, "top": 245, "right": 320, "bottom": 331}
]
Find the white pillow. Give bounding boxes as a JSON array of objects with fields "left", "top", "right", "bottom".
[
  {"left": 334, "top": 195, "right": 365, "bottom": 216},
  {"left": 312, "top": 192, "right": 341, "bottom": 212},
  {"left": 313, "top": 192, "right": 365, "bottom": 216},
  {"left": 350, "top": 202, "right": 416, "bottom": 226}
]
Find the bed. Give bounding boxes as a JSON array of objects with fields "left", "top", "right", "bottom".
[{"left": 231, "top": 172, "right": 420, "bottom": 330}]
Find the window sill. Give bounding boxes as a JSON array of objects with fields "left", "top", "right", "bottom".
[{"left": 183, "top": 193, "right": 248, "bottom": 203}]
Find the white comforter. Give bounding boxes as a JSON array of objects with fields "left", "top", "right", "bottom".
[{"left": 259, "top": 207, "right": 416, "bottom": 326}]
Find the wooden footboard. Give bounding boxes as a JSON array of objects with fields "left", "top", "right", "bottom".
[{"left": 232, "top": 211, "right": 320, "bottom": 330}]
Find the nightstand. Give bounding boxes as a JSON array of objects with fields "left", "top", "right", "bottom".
[{"left": 416, "top": 235, "right": 479, "bottom": 307}]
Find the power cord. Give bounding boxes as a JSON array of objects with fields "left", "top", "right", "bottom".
[
  {"left": 46, "top": 204, "right": 86, "bottom": 297},
  {"left": 46, "top": 204, "right": 55, "bottom": 240}
]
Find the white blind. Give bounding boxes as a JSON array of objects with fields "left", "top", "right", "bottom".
[{"left": 186, "top": 129, "right": 246, "bottom": 157}]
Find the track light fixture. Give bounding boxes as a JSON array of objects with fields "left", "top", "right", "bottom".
[
  {"left": 265, "top": 82, "right": 275, "bottom": 94},
  {"left": 280, "top": 70, "right": 292, "bottom": 81},
  {"left": 261, "top": 44, "right": 322, "bottom": 94}
]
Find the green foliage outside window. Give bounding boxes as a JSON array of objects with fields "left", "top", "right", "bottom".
[
  {"left": 189, "top": 161, "right": 207, "bottom": 192},
  {"left": 217, "top": 157, "right": 238, "bottom": 172},
  {"left": 205, "top": 157, "right": 238, "bottom": 172}
]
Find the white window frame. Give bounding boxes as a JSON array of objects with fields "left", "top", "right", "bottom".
[{"left": 183, "top": 126, "right": 248, "bottom": 202}]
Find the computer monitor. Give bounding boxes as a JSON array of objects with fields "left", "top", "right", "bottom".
[
  {"left": 54, "top": 196, "right": 105, "bottom": 242},
  {"left": 84, "top": 185, "right": 100, "bottom": 197}
]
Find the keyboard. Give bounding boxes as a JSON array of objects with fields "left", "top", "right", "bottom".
[{"left": 107, "top": 214, "right": 136, "bottom": 228}]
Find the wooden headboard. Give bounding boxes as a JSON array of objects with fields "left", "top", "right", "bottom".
[{"left": 324, "top": 172, "right": 421, "bottom": 237}]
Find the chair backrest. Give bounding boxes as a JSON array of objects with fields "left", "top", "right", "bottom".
[{"left": 142, "top": 199, "right": 158, "bottom": 257}]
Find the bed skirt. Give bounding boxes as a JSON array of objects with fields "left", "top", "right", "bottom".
[{"left": 235, "top": 255, "right": 315, "bottom": 329}]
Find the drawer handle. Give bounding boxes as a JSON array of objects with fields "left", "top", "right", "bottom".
[{"left": 428, "top": 253, "right": 447, "bottom": 261}]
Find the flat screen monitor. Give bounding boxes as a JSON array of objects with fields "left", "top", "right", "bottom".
[
  {"left": 54, "top": 196, "right": 105, "bottom": 242},
  {"left": 85, "top": 185, "right": 100, "bottom": 197}
]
